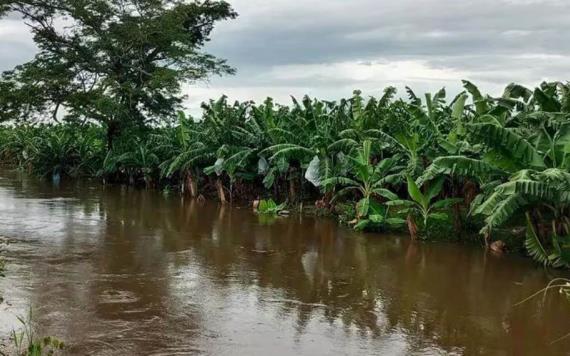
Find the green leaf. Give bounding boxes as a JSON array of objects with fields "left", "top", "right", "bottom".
[
  {"left": 407, "top": 175, "right": 425, "bottom": 208},
  {"left": 257, "top": 199, "right": 284, "bottom": 214},
  {"left": 354, "top": 220, "right": 370, "bottom": 231},
  {"left": 497, "top": 179, "right": 554, "bottom": 199},
  {"left": 369, "top": 214, "right": 384, "bottom": 223},
  {"left": 468, "top": 123, "right": 546, "bottom": 168},
  {"left": 432, "top": 198, "right": 462, "bottom": 209},
  {"left": 357, "top": 197, "right": 370, "bottom": 217},
  {"left": 463, "top": 80, "right": 489, "bottom": 114},
  {"left": 425, "top": 177, "right": 444, "bottom": 203},
  {"left": 525, "top": 214, "right": 550, "bottom": 266},
  {"left": 451, "top": 93, "right": 468, "bottom": 135},
  {"left": 385, "top": 199, "right": 415, "bottom": 207},
  {"left": 484, "top": 194, "right": 527, "bottom": 229},
  {"left": 423, "top": 156, "right": 504, "bottom": 182},
  {"left": 386, "top": 218, "right": 406, "bottom": 226},
  {"left": 368, "top": 200, "right": 385, "bottom": 215},
  {"left": 429, "top": 212, "right": 449, "bottom": 221},
  {"left": 374, "top": 188, "right": 399, "bottom": 201},
  {"left": 533, "top": 88, "right": 562, "bottom": 112}
]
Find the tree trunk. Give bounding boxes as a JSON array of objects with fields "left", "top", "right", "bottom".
[
  {"left": 106, "top": 121, "right": 120, "bottom": 150},
  {"left": 186, "top": 172, "right": 198, "bottom": 198},
  {"left": 453, "top": 203, "right": 462, "bottom": 233},
  {"left": 288, "top": 167, "right": 298, "bottom": 203},
  {"left": 144, "top": 176, "right": 152, "bottom": 189},
  {"left": 407, "top": 214, "right": 418, "bottom": 241},
  {"left": 216, "top": 178, "right": 226, "bottom": 203},
  {"left": 483, "top": 229, "right": 490, "bottom": 247},
  {"left": 463, "top": 180, "right": 478, "bottom": 206}
]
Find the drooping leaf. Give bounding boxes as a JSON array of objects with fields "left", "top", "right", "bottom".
[
  {"left": 258, "top": 157, "right": 269, "bottom": 174},
  {"left": 214, "top": 158, "right": 224, "bottom": 176},
  {"left": 305, "top": 155, "right": 321, "bottom": 187},
  {"left": 525, "top": 214, "right": 551, "bottom": 266},
  {"left": 484, "top": 194, "right": 527, "bottom": 229},
  {"left": 422, "top": 156, "right": 504, "bottom": 183},
  {"left": 468, "top": 123, "right": 545, "bottom": 168},
  {"left": 463, "top": 80, "right": 489, "bottom": 114}
]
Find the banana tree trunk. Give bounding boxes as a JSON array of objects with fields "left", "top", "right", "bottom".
[
  {"left": 216, "top": 178, "right": 226, "bottom": 204},
  {"left": 288, "top": 167, "right": 298, "bottom": 203},
  {"left": 407, "top": 214, "right": 418, "bottom": 241},
  {"left": 144, "top": 176, "right": 152, "bottom": 189},
  {"left": 186, "top": 172, "right": 198, "bottom": 198},
  {"left": 453, "top": 203, "right": 462, "bottom": 233}
]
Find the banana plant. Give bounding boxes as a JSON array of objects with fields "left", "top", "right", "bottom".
[
  {"left": 321, "top": 140, "right": 404, "bottom": 231},
  {"left": 155, "top": 112, "right": 208, "bottom": 196},
  {"left": 261, "top": 95, "right": 356, "bottom": 201},
  {"left": 423, "top": 98, "right": 570, "bottom": 262},
  {"left": 525, "top": 213, "right": 570, "bottom": 268},
  {"left": 255, "top": 199, "right": 287, "bottom": 215},
  {"left": 386, "top": 176, "right": 461, "bottom": 239}
]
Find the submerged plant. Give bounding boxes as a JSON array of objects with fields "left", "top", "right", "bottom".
[
  {"left": 1, "top": 80, "right": 570, "bottom": 267},
  {"left": 256, "top": 199, "right": 287, "bottom": 215},
  {"left": 10, "top": 308, "right": 65, "bottom": 356},
  {"left": 516, "top": 278, "right": 570, "bottom": 344},
  {"left": 387, "top": 177, "right": 461, "bottom": 239},
  {"left": 322, "top": 140, "right": 403, "bottom": 231}
]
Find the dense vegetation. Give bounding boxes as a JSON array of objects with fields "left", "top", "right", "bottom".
[
  {"left": 1, "top": 80, "right": 570, "bottom": 267},
  {"left": 0, "top": 0, "right": 237, "bottom": 146}
]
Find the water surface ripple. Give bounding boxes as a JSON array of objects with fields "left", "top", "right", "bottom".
[{"left": 0, "top": 171, "right": 569, "bottom": 355}]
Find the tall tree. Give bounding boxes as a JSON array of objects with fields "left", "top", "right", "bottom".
[{"left": 0, "top": 0, "right": 237, "bottom": 146}]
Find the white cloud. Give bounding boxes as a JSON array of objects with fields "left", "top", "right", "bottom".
[
  {"left": 269, "top": 60, "right": 467, "bottom": 83},
  {"left": 0, "top": 20, "right": 32, "bottom": 43}
]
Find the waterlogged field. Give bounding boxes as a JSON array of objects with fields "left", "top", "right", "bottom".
[
  {"left": 3, "top": 81, "right": 570, "bottom": 268},
  {"left": 0, "top": 171, "right": 569, "bottom": 355}
]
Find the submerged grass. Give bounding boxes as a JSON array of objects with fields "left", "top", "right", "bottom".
[
  {"left": 7, "top": 308, "right": 65, "bottom": 356},
  {"left": 516, "top": 278, "right": 570, "bottom": 344}
]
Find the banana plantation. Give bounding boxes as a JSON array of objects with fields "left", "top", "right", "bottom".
[{"left": 1, "top": 80, "right": 570, "bottom": 267}]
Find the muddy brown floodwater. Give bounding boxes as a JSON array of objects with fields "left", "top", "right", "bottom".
[{"left": 0, "top": 170, "right": 569, "bottom": 355}]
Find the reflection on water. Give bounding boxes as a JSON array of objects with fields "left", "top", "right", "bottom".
[{"left": 0, "top": 171, "right": 569, "bottom": 355}]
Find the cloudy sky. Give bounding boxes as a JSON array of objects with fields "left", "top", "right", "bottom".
[{"left": 1, "top": 0, "right": 569, "bottom": 114}]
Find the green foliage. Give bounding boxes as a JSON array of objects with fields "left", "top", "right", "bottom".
[
  {"left": 321, "top": 140, "right": 403, "bottom": 231},
  {"left": 525, "top": 214, "right": 570, "bottom": 268},
  {"left": 1, "top": 80, "right": 570, "bottom": 267},
  {"left": 0, "top": 0, "right": 237, "bottom": 146},
  {"left": 0, "top": 124, "right": 105, "bottom": 179},
  {"left": 256, "top": 199, "right": 287, "bottom": 215},
  {"left": 386, "top": 176, "right": 461, "bottom": 237},
  {"left": 11, "top": 308, "right": 65, "bottom": 355}
]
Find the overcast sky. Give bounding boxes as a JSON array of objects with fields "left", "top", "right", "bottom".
[{"left": 1, "top": 0, "right": 569, "bottom": 114}]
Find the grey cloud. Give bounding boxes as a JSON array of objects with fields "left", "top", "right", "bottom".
[
  {"left": 1, "top": 0, "right": 569, "bottom": 107},
  {"left": 207, "top": 0, "right": 570, "bottom": 66}
]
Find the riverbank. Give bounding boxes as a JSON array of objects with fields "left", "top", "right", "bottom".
[
  {"left": 0, "top": 166, "right": 540, "bottom": 260},
  {"left": 3, "top": 80, "right": 570, "bottom": 268}
]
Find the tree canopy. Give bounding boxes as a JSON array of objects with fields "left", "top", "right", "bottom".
[{"left": 0, "top": 0, "right": 237, "bottom": 144}]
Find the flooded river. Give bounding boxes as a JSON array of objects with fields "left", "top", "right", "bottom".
[{"left": 0, "top": 171, "right": 569, "bottom": 355}]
